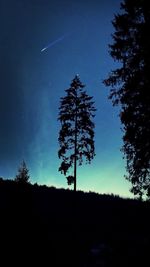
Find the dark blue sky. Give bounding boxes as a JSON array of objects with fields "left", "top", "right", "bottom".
[{"left": 0, "top": 0, "right": 132, "bottom": 197}]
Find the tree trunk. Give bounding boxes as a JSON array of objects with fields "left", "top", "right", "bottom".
[
  {"left": 74, "top": 151, "right": 77, "bottom": 191},
  {"left": 74, "top": 94, "right": 77, "bottom": 192}
]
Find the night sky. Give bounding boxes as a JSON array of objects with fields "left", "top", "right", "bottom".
[{"left": 0, "top": 0, "right": 132, "bottom": 197}]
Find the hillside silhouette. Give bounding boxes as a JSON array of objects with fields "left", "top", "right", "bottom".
[{"left": 0, "top": 178, "right": 150, "bottom": 266}]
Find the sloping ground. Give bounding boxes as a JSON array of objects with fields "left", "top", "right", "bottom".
[{"left": 0, "top": 179, "right": 150, "bottom": 266}]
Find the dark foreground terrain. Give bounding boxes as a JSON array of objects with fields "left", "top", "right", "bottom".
[{"left": 0, "top": 179, "right": 150, "bottom": 266}]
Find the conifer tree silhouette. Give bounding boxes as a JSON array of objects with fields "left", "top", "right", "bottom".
[
  {"left": 15, "top": 160, "right": 30, "bottom": 184},
  {"left": 58, "top": 75, "right": 96, "bottom": 191},
  {"left": 104, "top": 0, "right": 150, "bottom": 198}
]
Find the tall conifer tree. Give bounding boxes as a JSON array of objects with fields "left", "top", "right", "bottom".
[
  {"left": 104, "top": 0, "right": 150, "bottom": 198},
  {"left": 58, "top": 75, "right": 96, "bottom": 191}
]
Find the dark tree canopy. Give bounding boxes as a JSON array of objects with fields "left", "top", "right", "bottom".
[
  {"left": 58, "top": 75, "right": 96, "bottom": 191},
  {"left": 15, "top": 160, "right": 30, "bottom": 184},
  {"left": 104, "top": 0, "right": 150, "bottom": 198}
]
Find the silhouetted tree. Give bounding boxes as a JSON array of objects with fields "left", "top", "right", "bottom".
[
  {"left": 58, "top": 75, "right": 96, "bottom": 191},
  {"left": 15, "top": 160, "right": 30, "bottom": 183},
  {"left": 104, "top": 0, "right": 150, "bottom": 198}
]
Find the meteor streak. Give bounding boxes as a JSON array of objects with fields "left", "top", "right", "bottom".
[{"left": 41, "top": 34, "right": 67, "bottom": 52}]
